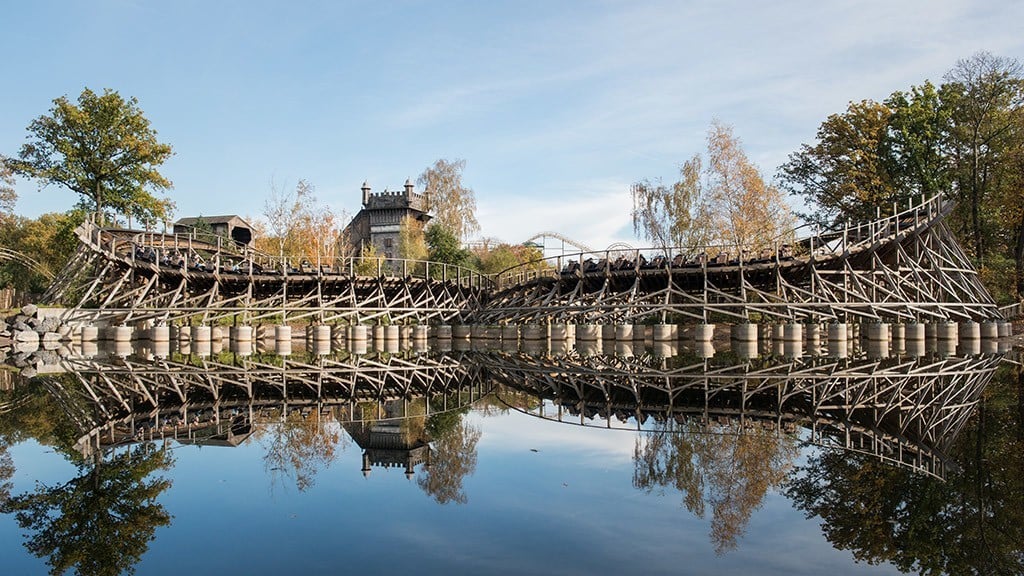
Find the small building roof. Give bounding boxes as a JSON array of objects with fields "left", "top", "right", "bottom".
[{"left": 174, "top": 215, "right": 254, "bottom": 228}]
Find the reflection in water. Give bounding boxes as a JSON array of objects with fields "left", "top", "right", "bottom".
[
  {"left": 0, "top": 444, "right": 172, "bottom": 576},
  {"left": 785, "top": 361, "right": 1024, "bottom": 574},
  {"left": 0, "top": 337, "right": 1016, "bottom": 573},
  {"left": 633, "top": 419, "right": 798, "bottom": 554},
  {"left": 486, "top": 347, "right": 1005, "bottom": 556}
]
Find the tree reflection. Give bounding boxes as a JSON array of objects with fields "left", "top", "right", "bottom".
[
  {"left": 417, "top": 411, "right": 481, "bottom": 505},
  {"left": 633, "top": 419, "right": 799, "bottom": 553},
  {"left": 261, "top": 410, "right": 343, "bottom": 492},
  {"left": 0, "top": 442, "right": 14, "bottom": 504},
  {"left": 785, "top": 364, "right": 1024, "bottom": 574},
  {"left": 0, "top": 443, "right": 173, "bottom": 576}
]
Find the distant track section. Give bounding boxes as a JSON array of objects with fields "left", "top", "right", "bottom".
[{"left": 523, "top": 232, "right": 593, "bottom": 253}]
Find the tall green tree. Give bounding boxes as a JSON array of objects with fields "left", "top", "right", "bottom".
[
  {"left": 942, "top": 52, "right": 1024, "bottom": 261},
  {"left": 778, "top": 100, "right": 897, "bottom": 227},
  {"left": 417, "top": 159, "right": 480, "bottom": 241},
  {"left": 0, "top": 211, "right": 84, "bottom": 292},
  {"left": 5, "top": 88, "right": 175, "bottom": 227},
  {"left": 425, "top": 224, "right": 473, "bottom": 269}
]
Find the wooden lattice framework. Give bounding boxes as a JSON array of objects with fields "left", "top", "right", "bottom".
[
  {"left": 479, "top": 195, "right": 1002, "bottom": 325},
  {"left": 44, "top": 195, "right": 1000, "bottom": 327},
  {"left": 42, "top": 352, "right": 487, "bottom": 456},
  {"left": 45, "top": 218, "right": 492, "bottom": 326},
  {"left": 488, "top": 351, "right": 1001, "bottom": 478}
]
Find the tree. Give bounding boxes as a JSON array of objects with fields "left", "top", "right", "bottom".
[
  {"left": 0, "top": 160, "right": 16, "bottom": 216},
  {"left": 417, "top": 415, "right": 481, "bottom": 505},
  {"left": 262, "top": 178, "right": 314, "bottom": 266},
  {"left": 5, "top": 88, "right": 174, "bottom": 227},
  {"left": 417, "top": 159, "right": 480, "bottom": 241},
  {"left": 634, "top": 418, "right": 798, "bottom": 554},
  {"left": 0, "top": 211, "right": 85, "bottom": 292},
  {"left": 398, "top": 215, "right": 429, "bottom": 261},
  {"left": 426, "top": 224, "right": 474, "bottom": 269},
  {"left": 703, "top": 121, "right": 794, "bottom": 250},
  {"left": 261, "top": 412, "right": 342, "bottom": 493},
  {"left": 631, "top": 154, "right": 708, "bottom": 253},
  {"left": 0, "top": 444, "right": 173, "bottom": 576},
  {"left": 784, "top": 364, "right": 1024, "bottom": 574},
  {"left": 942, "top": 52, "right": 1024, "bottom": 261},
  {"left": 475, "top": 242, "right": 545, "bottom": 275},
  {"left": 778, "top": 100, "right": 898, "bottom": 227}
]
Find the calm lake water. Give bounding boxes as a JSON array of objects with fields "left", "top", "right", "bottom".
[{"left": 0, "top": 337, "right": 1020, "bottom": 575}]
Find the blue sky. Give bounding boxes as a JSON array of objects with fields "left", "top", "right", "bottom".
[{"left": 3, "top": 0, "right": 1022, "bottom": 250}]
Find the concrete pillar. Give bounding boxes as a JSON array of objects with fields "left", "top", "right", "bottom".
[
  {"left": 998, "top": 321, "right": 1013, "bottom": 338},
  {"left": 734, "top": 339, "right": 758, "bottom": 359},
  {"left": 653, "top": 341, "right": 677, "bottom": 358},
  {"left": 413, "top": 325, "right": 429, "bottom": 340},
  {"left": 615, "top": 340, "right": 635, "bottom": 358},
  {"left": 150, "top": 325, "right": 169, "bottom": 343},
  {"left": 905, "top": 323, "right": 925, "bottom": 341},
  {"left": 652, "top": 324, "right": 673, "bottom": 341},
  {"left": 980, "top": 321, "right": 998, "bottom": 340},
  {"left": 275, "top": 339, "right": 292, "bottom": 356},
  {"left": 696, "top": 340, "right": 715, "bottom": 358},
  {"left": 601, "top": 325, "right": 616, "bottom": 341},
  {"left": 372, "top": 324, "right": 386, "bottom": 342},
  {"left": 435, "top": 325, "right": 452, "bottom": 339},
  {"left": 925, "top": 322, "right": 938, "bottom": 340},
  {"left": 384, "top": 325, "right": 400, "bottom": 341},
  {"left": 349, "top": 336, "right": 368, "bottom": 355},
  {"left": 451, "top": 324, "right": 470, "bottom": 339},
  {"left": 522, "top": 325, "right": 546, "bottom": 341},
  {"left": 577, "top": 324, "right": 601, "bottom": 341},
  {"left": 865, "top": 323, "right": 889, "bottom": 341},
  {"left": 274, "top": 325, "right": 291, "bottom": 341},
  {"left": 866, "top": 340, "right": 889, "bottom": 359},
  {"left": 309, "top": 337, "right": 330, "bottom": 355},
  {"left": 937, "top": 338, "right": 957, "bottom": 356},
  {"left": 958, "top": 338, "right": 981, "bottom": 356},
  {"left": 550, "top": 323, "right": 569, "bottom": 340},
  {"left": 827, "top": 337, "right": 848, "bottom": 358},
  {"left": 827, "top": 323, "right": 847, "bottom": 342},
  {"left": 693, "top": 324, "right": 715, "bottom": 341},
  {"left": 784, "top": 323, "right": 803, "bottom": 342},
  {"left": 194, "top": 325, "right": 212, "bottom": 341},
  {"left": 232, "top": 325, "right": 253, "bottom": 342},
  {"left": 958, "top": 321, "right": 980, "bottom": 341},
  {"left": 615, "top": 324, "right": 633, "bottom": 341},
  {"left": 905, "top": 336, "right": 926, "bottom": 357},
  {"left": 81, "top": 325, "right": 99, "bottom": 341},
  {"left": 731, "top": 323, "right": 757, "bottom": 342},
  {"left": 936, "top": 322, "right": 958, "bottom": 341},
  {"left": 577, "top": 339, "right": 601, "bottom": 357},
  {"left": 632, "top": 324, "right": 647, "bottom": 341},
  {"left": 113, "top": 325, "right": 132, "bottom": 342}
]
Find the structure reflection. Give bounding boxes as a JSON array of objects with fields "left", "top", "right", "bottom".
[
  {"left": 0, "top": 339, "right": 1013, "bottom": 573},
  {"left": 488, "top": 347, "right": 1004, "bottom": 554}
]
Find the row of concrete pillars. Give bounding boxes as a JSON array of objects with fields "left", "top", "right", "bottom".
[
  {"left": 77, "top": 320, "right": 1012, "bottom": 345},
  {"left": 64, "top": 319, "right": 1013, "bottom": 361}
]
